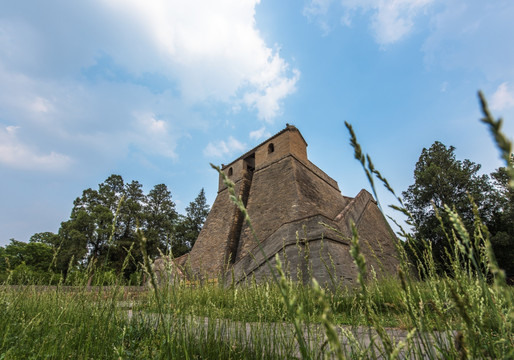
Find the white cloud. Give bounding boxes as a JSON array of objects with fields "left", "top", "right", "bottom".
[
  {"left": 370, "top": 0, "right": 434, "bottom": 45},
  {"left": 303, "top": 0, "right": 514, "bottom": 103},
  {"left": 422, "top": 1, "right": 514, "bottom": 82},
  {"left": 0, "top": 125, "right": 71, "bottom": 170},
  {"left": 30, "top": 97, "right": 53, "bottom": 113},
  {"left": 0, "top": 0, "right": 299, "bottom": 176},
  {"left": 249, "top": 126, "right": 271, "bottom": 141},
  {"left": 304, "top": 0, "right": 435, "bottom": 45},
  {"left": 490, "top": 82, "right": 514, "bottom": 111},
  {"left": 245, "top": 67, "right": 300, "bottom": 122},
  {"left": 304, "top": 0, "right": 332, "bottom": 17},
  {"left": 131, "top": 112, "right": 178, "bottom": 159},
  {"left": 303, "top": 0, "right": 335, "bottom": 34},
  {"left": 203, "top": 136, "right": 246, "bottom": 158},
  {"left": 97, "top": 0, "right": 299, "bottom": 119}
]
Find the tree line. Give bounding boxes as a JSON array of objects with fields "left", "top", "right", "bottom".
[{"left": 0, "top": 175, "right": 209, "bottom": 284}]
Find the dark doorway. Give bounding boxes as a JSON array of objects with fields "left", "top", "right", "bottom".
[{"left": 244, "top": 153, "right": 255, "bottom": 172}]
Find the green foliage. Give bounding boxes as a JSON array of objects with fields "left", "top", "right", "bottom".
[
  {"left": 172, "top": 188, "right": 210, "bottom": 256},
  {"left": 397, "top": 92, "right": 513, "bottom": 278},
  {"left": 2, "top": 177, "right": 209, "bottom": 283},
  {"left": 0, "top": 239, "right": 58, "bottom": 283},
  {"left": 185, "top": 188, "right": 210, "bottom": 247},
  {"left": 402, "top": 141, "right": 500, "bottom": 273},
  {"left": 144, "top": 183, "right": 177, "bottom": 259},
  {"left": 29, "top": 231, "right": 60, "bottom": 247},
  {"left": 336, "top": 93, "right": 513, "bottom": 358},
  {"left": 488, "top": 163, "right": 514, "bottom": 277},
  {"left": 1, "top": 239, "right": 52, "bottom": 270}
]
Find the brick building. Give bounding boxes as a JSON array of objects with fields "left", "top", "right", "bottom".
[{"left": 181, "top": 124, "right": 399, "bottom": 285}]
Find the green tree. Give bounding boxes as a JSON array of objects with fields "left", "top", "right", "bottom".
[
  {"left": 72, "top": 186, "right": 115, "bottom": 264},
  {"left": 173, "top": 188, "right": 210, "bottom": 256},
  {"left": 57, "top": 212, "right": 91, "bottom": 274},
  {"left": 0, "top": 239, "right": 54, "bottom": 273},
  {"left": 172, "top": 215, "right": 194, "bottom": 257},
  {"left": 143, "top": 183, "right": 177, "bottom": 258},
  {"left": 30, "top": 232, "right": 61, "bottom": 247},
  {"left": 488, "top": 161, "right": 514, "bottom": 277},
  {"left": 0, "top": 245, "right": 7, "bottom": 272},
  {"left": 403, "top": 141, "right": 494, "bottom": 272},
  {"left": 185, "top": 188, "right": 210, "bottom": 247},
  {"left": 51, "top": 176, "right": 184, "bottom": 279},
  {"left": 24, "top": 174, "right": 197, "bottom": 280},
  {"left": 107, "top": 180, "right": 145, "bottom": 274}
]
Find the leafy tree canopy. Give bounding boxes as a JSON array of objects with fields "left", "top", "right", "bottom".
[
  {"left": 173, "top": 188, "right": 210, "bottom": 256},
  {"left": 2, "top": 175, "right": 211, "bottom": 281},
  {"left": 0, "top": 239, "right": 54, "bottom": 273},
  {"left": 403, "top": 142, "right": 513, "bottom": 276}
]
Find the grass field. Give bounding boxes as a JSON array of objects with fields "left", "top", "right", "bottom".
[
  {"left": 1, "top": 94, "right": 512, "bottom": 359},
  {"left": 1, "top": 258, "right": 512, "bottom": 359}
]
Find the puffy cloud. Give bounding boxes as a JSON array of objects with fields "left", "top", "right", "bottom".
[
  {"left": 131, "top": 112, "right": 179, "bottom": 159},
  {"left": 303, "top": 0, "right": 435, "bottom": 45},
  {"left": 368, "top": 0, "right": 434, "bottom": 45},
  {"left": 0, "top": 0, "right": 299, "bottom": 175},
  {"left": 0, "top": 125, "right": 71, "bottom": 171},
  {"left": 490, "top": 82, "right": 514, "bottom": 111},
  {"left": 97, "top": 0, "right": 298, "bottom": 116},
  {"left": 203, "top": 136, "right": 247, "bottom": 158},
  {"left": 303, "top": 0, "right": 336, "bottom": 34},
  {"left": 244, "top": 65, "right": 300, "bottom": 122},
  {"left": 422, "top": 1, "right": 514, "bottom": 82},
  {"left": 249, "top": 126, "right": 271, "bottom": 141}
]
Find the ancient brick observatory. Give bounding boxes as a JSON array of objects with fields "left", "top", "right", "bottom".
[{"left": 185, "top": 125, "right": 399, "bottom": 285}]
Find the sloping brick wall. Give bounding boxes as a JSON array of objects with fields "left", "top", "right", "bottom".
[
  {"left": 355, "top": 201, "right": 400, "bottom": 278},
  {"left": 236, "top": 156, "right": 302, "bottom": 262},
  {"left": 187, "top": 180, "right": 242, "bottom": 276}
]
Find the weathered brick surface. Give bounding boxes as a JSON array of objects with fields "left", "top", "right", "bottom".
[
  {"left": 293, "top": 157, "right": 347, "bottom": 219},
  {"left": 219, "top": 124, "right": 308, "bottom": 191},
  {"left": 229, "top": 214, "right": 359, "bottom": 286},
  {"left": 355, "top": 201, "right": 400, "bottom": 278},
  {"left": 187, "top": 180, "right": 241, "bottom": 276},
  {"left": 186, "top": 124, "right": 399, "bottom": 284},
  {"left": 236, "top": 156, "right": 301, "bottom": 262},
  {"left": 235, "top": 154, "right": 348, "bottom": 263},
  {"left": 334, "top": 189, "right": 400, "bottom": 279}
]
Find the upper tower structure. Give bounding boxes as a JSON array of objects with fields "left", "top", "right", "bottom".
[
  {"left": 218, "top": 124, "right": 308, "bottom": 190},
  {"left": 218, "top": 124, "right": 339, "bottom": 193}
]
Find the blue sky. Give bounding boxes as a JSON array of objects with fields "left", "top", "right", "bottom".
[{"left": 1, "top": 0, "right": 513, "bottom": 246}]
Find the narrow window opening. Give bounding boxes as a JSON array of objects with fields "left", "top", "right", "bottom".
[
  {"left": 228, "top": 167, "right": 233, "bottom": 176},
  {"left": 268, "top": 143, "right": 275, "bottom": 154}
]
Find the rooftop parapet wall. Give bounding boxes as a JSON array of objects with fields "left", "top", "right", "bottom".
[{"left": 218, "top": 125, "right": 308, "bottom": 191}]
